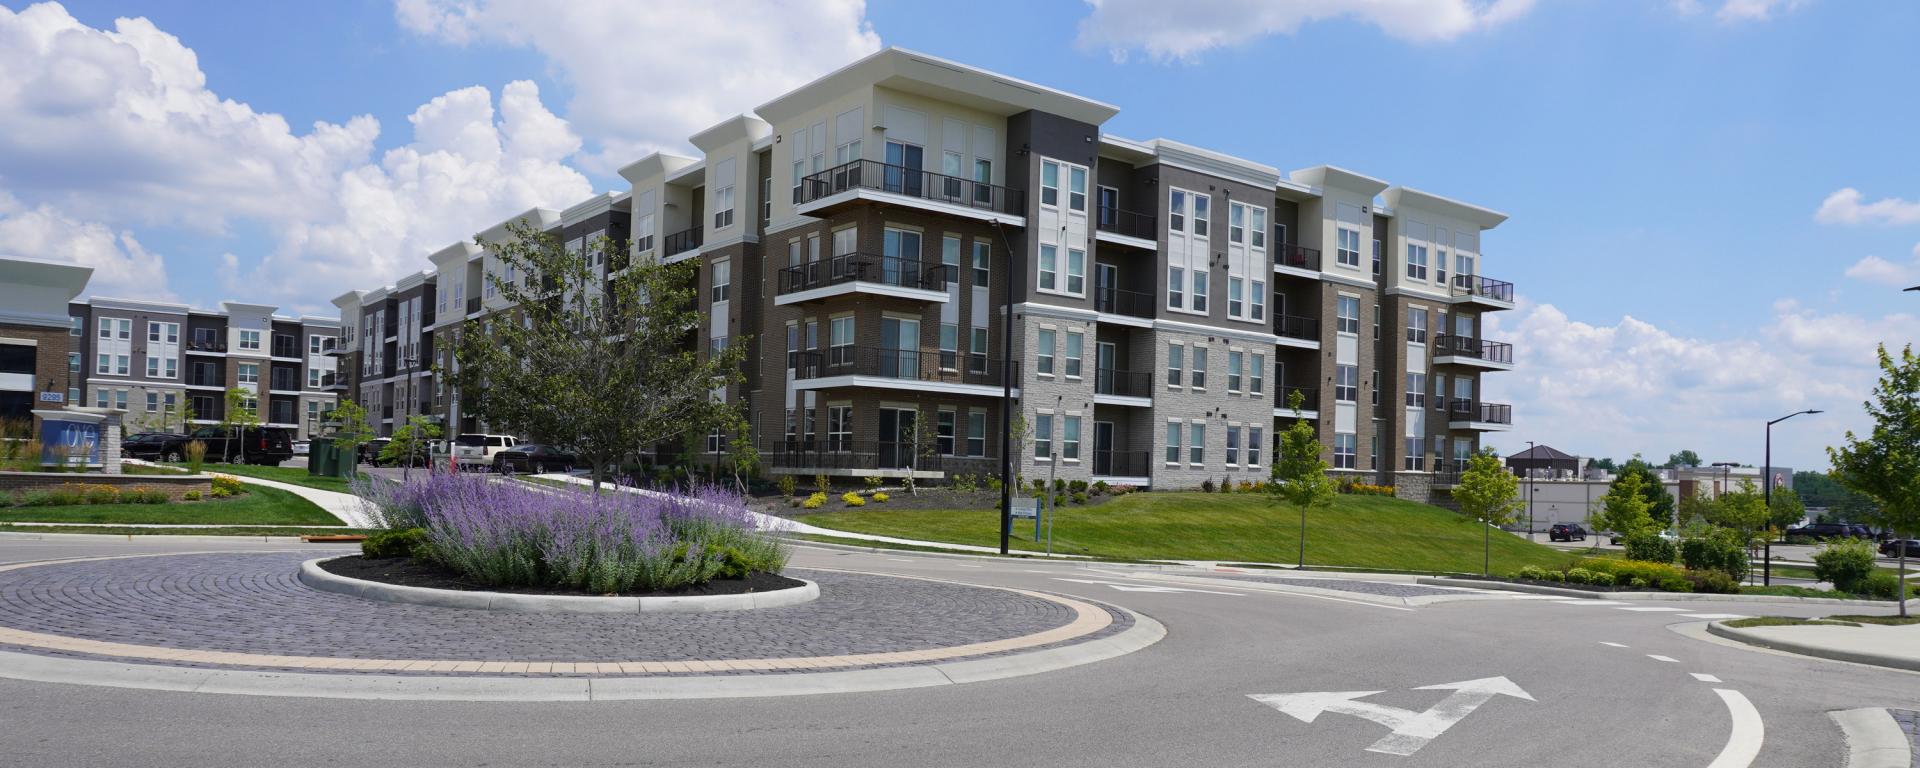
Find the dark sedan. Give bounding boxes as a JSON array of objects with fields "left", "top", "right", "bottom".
[
  {"left": 1880, "top": 539, "right": 1920, "bottom": 558},
  {"left": 492, "top": 444, "right": 576, "bottom": 474},
  {"left": 1548, "top": 523, "right": 1587, "bottom": 542},
  {"left": 120, "top": 432, "right": 185, "bottom": 458}
]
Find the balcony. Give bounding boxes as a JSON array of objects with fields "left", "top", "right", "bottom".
[
  {"left": 1091, "top": 450, "right": 1152, "bottom": 481},
  {"left": 1274, "top": 243, "right": 1321, "bottom": 275},
  {"left": 186, "top": 370, "right": 225, "bottom": 388},
  {"left": 466, "top": 297, "right": 481, "bottom": 315},
  {"left": 1094, "top": 205, "right": 1156, "bottom": 246},
  {"left": 775, "top": 253, "right": 951, "bottom": 305},
  {"left": 663, "top": 226, "right": 703, "bottom": 259},
  {"left": 1093, "top": 367, "right": 1152, "bottom": 406},
  {"left": 381, "top": 405, "right": 394, "bottom": 421},
  {"left": 797, "top": 159, "right": 1024, "bottom": 223},
  {"left": 1446, "top": 400, "right": 1513, "bottom": 431},
  {"left": 1432, "top": 334, "right": 1514, "bottom": 370},
  {"left": 1272, "top": 385, "right": 1319, "bottom": 420},
  {"left": 1094, "top": 286, "right": 1155, "bottom": 323},
  {"left": 794, "top": 347, "right": 1017, "bottom": 398},
  {"left": 1451, "top": 274, "right": 1516, "bottom": 309},
  {"left": 186, "top": 339, "right": 226, "bottom": 354},
  {"left": 1274, "top": 314, "right": 1320, "bottom": 347},
  {"left": 762, "top": 439, "right": 996, "bottom": 479}
]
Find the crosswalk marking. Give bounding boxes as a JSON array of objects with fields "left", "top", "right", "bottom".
[
  {"left": 1647, "top": 655, "right": 1679, "bottom": 663},
  {"left": 1691, "top": 673, "right": 1723, "bottom": 683},
  {"left": 1599, "top": 642, "right": 1629, "bottom": 648},
  {"left": 1616, "top": 607, "right": 1688, "bottom": 612}
]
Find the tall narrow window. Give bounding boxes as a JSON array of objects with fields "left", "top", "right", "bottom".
[
  {"left": 939, "top": 323, "right": 958, "bottom": 370},
  {"left": 1337, "top": 228, "right": 1361, "bottom": 267},
  {"left": 1192, "top": 194, "right": 1210, "bottom": 237},
  {"left": 1189, "top": 423, "right": 1206, "bottom": 464},
  {"left": 1166, "top": 343, "right": 1183, "bottom": 387},
  {"left": 1336, "top": 296, "right": 1359, "bottom": 334},
  {"left": 937, "top": 410, "right": 956, "bottom": 455},
  {"left": 973, "top": 159, "right": 993, "bottom": 205},
  {"left": 970, "top": 328, "right": 989, "bottom": 375},
  {"left": 942, "top": 235, "right": 960, "bottom": 287},
  {"left": 1250, "top": 281, "right": 1265, "bottom": 322},
  {"left": 1035, "top": 413, "right": 1053, "bottom": 458},
  {"left": 1036, "top": 329, "right": 1055, "bottom": 375},
  {"left": 1064, "top": 331, "right": 1083, "bottom": 378},
  {"left": 967, "top": 412, "right": 986, "bottom": 456},
  {"left": 1229, "top": 203, "right": 1245, "bottom": 244},
  {"left": 1248, "top": 427, "right": 1263, "bottom": 466},
  {"left": 1192, "top": 347, "right": 1208, "bottom": 390},
  {"left": 1038, "top": 245, "right": 1058, "bottom": 291},
  {"left": 972, "top": 242, "right": 990, "bottom": 285},
  {"left": 1227, "top": 350, "right": 1243, "bottom": 393},
  {"left": 1406, "top": 243, "right": 1429, "bottom": 280},
  {"left": 1407, "top": 373, "right": 1427, "bottom": 407},
  {"left": 1405, "top": 437, "right": 1425, "bottom": 471},
  {"left": 1192, "top": 270, "right": 1208, "bottom": 312},
  {"left": 1373, "top": 238, "right": 1383, "bottom": 275},
  {"left": 1166, "top": 422, "right": 1182, "bottom": 464},
  {"left": 1066, "top": 248, "right": 1085, "bottom": 295},
  {"left": 1250, "top": 353, "right": 1265, "bottom": 395},
  {"left": 1335, "top": 365, "right": 1357, "bottom": 402},
  {"left": 1068, "top": 166, "right": 1087, "bottom": 212},
  {"left": 1226, "top": 427, "right": 1240, "bottom": 466},
  {"left": 1040, "top": 161, "right": 1059, "bottom": 207},
  {"left": 1407, "top": 308, "right": 1428, "bottom": 344},
  {"left": 711, "top": 259, "right": 731, "bottom": 303},
  {"left": 1062, "top": 416, "right": 1081, "bottom": 460},
  {"left": 1169, "top": 190, "right": 1187, "bottom": 233},
  {"left": 1334, "top": 433, "right": 1356, "bottom": 469},
  {"left": 1229, "top": 277, "right": 1244, "bottom": 318},
  {"left": 1167, "top": 266, "right": 1185, "bottom": 309},
  {"left": 830, "top": 316, "right": 854, "bottom": 366}
]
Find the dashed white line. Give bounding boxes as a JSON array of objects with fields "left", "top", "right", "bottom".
[
  {"left": 1647, "top": 654, "right": 1680, "bottom": 663},
  {"left": 1681, "top": 613, "right": 1750, "bottom": 620},
  {"left": 1691, "top": 673, "right": 1723, "bottom": 683},
  {"left": 886, "top": 558, "right": 913, "bottom": 562},
  {"left": 1707, "top": 689, "right": 1765, "bottom": 768},
  {"left": 1617, "top": 607, "right": 1689, "bottom": 612},
  {"left": 953, "top": 564, "right": 984, "bottom": 568},
  {"left": 1556, "top": 600, "right": 1633, "bottom": 606},
  {"left": 1599, "top": 642, "right": 1629, "bottom": 648}
]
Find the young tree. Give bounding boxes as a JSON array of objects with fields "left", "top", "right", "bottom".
[
  {"left": 1593, "top": 470, "right": 1656, "bottom": 539},
  {"left": 1767, "top": 486, "right": 1807, "bottom": 535},
  {"left": 219, "top": 387, "right": 259, "bottom": 463},
  {"left": 1665, "top": 449, "right": 1702, "bottom": 469},
  {"left": 381, "top": 415, "right": 442, "bottom": 481},
  {"left": 327, "top": 399, "right": 375, "bottom": 478},
  {"left": 1828, "top": 344, "right": 1920, "bottom": 617},
  {"left": 447, "top": 222, "right": 747, "bottom": 493},
  {"left": 1708, "top": 479, "right": 1770, "bottom": 552},
  {"left": 1453, "top": 450, "right": 1526, "bottom": 576},
  {"left": 1613, "top": 455, "right": 1676, "bottom": 529},
  {"left": 1267, "top": 390, "right": 1337, "bottom": 568}
]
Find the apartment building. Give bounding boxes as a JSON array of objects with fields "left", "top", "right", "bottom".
[
  {"left": 334, "top": 48, "right": 1517, "bottom": 503},
  {"left": 66, "top": 297, "right": 341, "bottom": 440},
  {"left": 0, "top": 257, "right": 92, "bottom": 426}
]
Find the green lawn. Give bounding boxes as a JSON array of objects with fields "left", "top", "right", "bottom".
[
  {"left": 0, "top": 486, "right": 340, "bottom": 526},
  {"left": 803, "top": 492, "right": 1575, "bottom": 573},
  {"left": 162, "top": 462, "right": 355, "bottom": 494}
]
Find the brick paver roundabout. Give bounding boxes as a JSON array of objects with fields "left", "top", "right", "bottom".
[{"left": 0, "top": 552, "right": 1139, "bottom": 681}]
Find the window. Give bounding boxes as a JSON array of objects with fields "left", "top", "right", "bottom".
[
  {"left": 1334, "top": 433, "right": 1356, "bottom": 469},
  {"left": 971, "top": 242, "right": 990, "bottom": 285},
  {"left": 1372, "top": 370, "right": 1380, "bottom": 406},
  {"left": 98, "top": 317, "right": 110, "bottom": 339},
  {"left": 1166, "top": 343, "right": 1183, "bottom": 387},
  {"left": 1435, "top": 374, "right": 1447, "bottom": 409},
  {"left": 95, "top": 389, "right": 107, "bottom": 408},
  {"left": 96, "top": 353, "right": 109, "bottom": 375},
  {"left": 1165, "top": 422, "right": 1182, "bottom": 464},
  {"left": 1227, "top": 350, "right": 1243, "bottom": 392},
  {"left": 1337, "top": 227, "right": 1361, "bottom": 267},
  {"left": 1036, "top": 329, "right": 1055, "bottom": 375},
  {"left": 239, "top": 330, "right": 261, "bottom": 351},
  {"left": 1066, "top": 248, "right": 1085, "bottom": 295},
  {"left": 1189, "top": 423, "right": 1205, "bottom": 464},
  {"left": 937, "top": 410, "right": 956, "bottom": 455},
  {"left": 881, "top": 227, "right": 921, "bottom": 285},
  {"left": 1192, "top": 194, "right": 1210, "bottom": 237},
  {"left": 1191, "top": 347, "right": 1208, "bottom": 390},
  {"left": 116, "top": 390, "right": 128, "bottom": 411},
  {"left": 1405, "top": 437, "right": 1425, "bottom": 471},
  {"left": 1407, "top": 373, "right": 1426, "bottom": 407},
  {"left": 1250, "top": 281, "right": 1266, "bottom": 322},
  {"left": 942, "top": 235, "right": 960, "bottom": 287},
  {"left": 1335, "top": 365, "right": 1357, "bottom": 402},
  {"left": 1068, "top": 165, "right": 1087, "bottom": 213},
  {"left": 1456, "top": 252, "right": 1475, "bottom": 285},
  {"left": 147, "top": 357, "right": 159, "bottom": 377},
  {"left": 1372, "top": 238, "right": 1383, "bottom": 275},
  {"left": 117, "top": 319, "right": 130, "bottom": 339},
  {"left": 308, "top": 335, "right": 324, "bottom": 354},
  {"left": 70, "top": 316, "right": 82, "bottom": 336},
  {"left": 146, "top": 392, "right": 158, "bottom": 413},
  {"left": 237, "top": 363, "right": 259, "bottom": 384},
  {"left": 939, "top": 324, "right": 958, "bottom": 370},
  {"left": 711, "top": 259, "right": 731, "bottom": 303},
  {"left": 973, "top": 159, "right": 992, "bottom": 205},
  {"left": 309, "top": 368, "right": 323, "bottom": 388},
  {"left": 1373, "top": 303, "right": 1380, "bottom": 340},
  {"left": 1336, "top": 296, "right": 1359, "bottom": 334},
  {"left": 1226, "top": 427, "right": 1240, "bottom": 466},
  {"left": 1064, "top": 331, "right": 1083, "bottom": 378},
  {"left": 1248, "top": 427, "right": 1263, "bottom": 466},
  {"left": 68, "top": 352, "right": 79, "bottom": 374},
  {"left": 1229, "top": 277, "right": 1244, "bottom": 318},
  {"left": 1038, "top": 244, "right": 1058, "bottom": 291},
  {"left": 1406, "top": 243, "right": 1429, "bottom": 280},
  {"left": 1062, "top": 415, "right": 1081, "bottom": 460},
  {"left": 1251, "top": 353, "right": 1265, "bottom": 395},
  {"left": 1040, "top": 161, "right": 1059, "bottom": 207},
  {"left": 1407, "top": 308, "right": 1428, "bottom": 344},
  {"left": 967, "top": 411, "right": 986, "bottom": 456},
  {"left": 970, "top": 328, "right": 989, "bottom": 375},
  {"left": 1436, "top": 248, "right": 1448, "bottom": 286},
  {"left": 830, "top": 316, "right": 854, "bottom": 366},
  {"left": 1229, "top": 203, "right": 1246, "bottom": 244},
  {"left": 1167, "top": 266, "right": 1185, "bottom": 309},
  {"left": 116, "top": 355, "right": 128, "bottom": 376},
  {"left": 148, "top": 322, "right": 161, "bottom": 342},
  {"left": 828, "top": 405, "right": 852, "bottom": 452},
  {"left": 1251, "top": 207, "right": 1267, "bottom": 250},
  {"left": 1170, "top": 189, "right": 1187, "bottom": 232},
  {"left": 1192, "top": 269, "right": 1208, "bottom": 313},
  {"left": 1035, "top": 413, "right": 1053, "bottom": 459}
]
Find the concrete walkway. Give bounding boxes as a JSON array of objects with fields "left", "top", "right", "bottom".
[{"left": 1710, "top": 619, "right": 1920, "bottom": 672}]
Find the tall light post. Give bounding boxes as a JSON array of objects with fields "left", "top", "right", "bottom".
[
  {"left": 991, "top": 220, "right": 1019, "bottom": 556},
  {"left": 1764, "top": 409, "right": 1821, "bottom": 585},
  {"left": 1525, "top": 440, "right": 1536, "bottom": 543}
]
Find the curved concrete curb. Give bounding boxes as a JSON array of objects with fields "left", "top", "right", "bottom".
[
  {"left": 1706, "top": 621, "right": 1920, "bottom": 672},
  {"left": 298, "top": 557, "right": 820, "bottom": 614},
  {"left": 1830, "top": 708, "right": 1914, "bottom": 768},
  {"left": 0, "top": 607, "right": 1164, "bottom": 701},
  {"left": 1419, "top": 576, "right": 1920, "bottom": 607}
]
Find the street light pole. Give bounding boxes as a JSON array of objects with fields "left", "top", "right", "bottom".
[
  {"left": 991, "top": 220, "right": 1019, "bottom": 556},
  {"left": 1526, "top": 440, "right": 1536, "bottom": 543},
  {"left": 1763, "top": 409, "right": 1822, "bottom": 586}
]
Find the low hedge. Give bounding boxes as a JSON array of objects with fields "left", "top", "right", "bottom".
[{"left": 1509, "top": 557, "right": 1737, "bottom": 594}]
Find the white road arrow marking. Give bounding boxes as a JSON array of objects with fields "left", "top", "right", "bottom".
[
  {"left": 1249, "top": 676, "right": 1534, "bottom": 756},
  {"left": 1052, "top": 578, "right": 1244, "bottom": 596}
]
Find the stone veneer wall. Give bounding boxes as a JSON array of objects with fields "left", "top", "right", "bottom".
[{"left": 0, "top": 471, "right": 211, "bottom": 501}]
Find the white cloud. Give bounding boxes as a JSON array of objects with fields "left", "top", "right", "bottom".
[
  {"left": 0, "top": 2, "right": 592, "bottom": 313},
  {"left": 1481, "top": 299, "right": 1916, "bottom": 470},
  {"left": 1713, "top": 0, "right": 1810, "bottom": 23},
  {"left": 0, "top": 202, "right": 175, "bottom": 300},
  {"left": 394, "top": 0, "right": 882, "bottom": 171},
  {"left": 1074, "top": 0, "right": 1535, "bottom": 62},
  {"left": 1842, "top": 246, "right": 1920, "bottom": 287},
  {"left": 1815, "top": 188, "right": 1920, "bottom": 227}
]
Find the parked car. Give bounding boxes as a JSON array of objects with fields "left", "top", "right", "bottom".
[
  {"left": 1783, "top": 522, "right": 1869, "bottom": 541},
  {"left": 1548, "top": 523, "right": 1587, "bottom": 542},
  {"left": 1879, "top": 539, "right": 1920, "bottom": 558},
  {"left": 1610, "top": 530, "right": 1677, "bottom": 545},
  {"left": 492, "top": 444, "right": 577, "bottom": 474},
  {"left": 120, "top": 432, "right": 185, "bottom": 458},
  {"left": 175, "top": 426, "right": 294, "bottom": 465},
  {"left": 370, "top": 439, "right": 432, "bottom": 468},
  {"left": 358, "top": 438, "right": 390, "bottom": 465},
  {"left": 291, "top": 440, "right": 310, "bottom": 457},
  {"left": 452, "top": 433, "right": 519, "bottom": 468}
]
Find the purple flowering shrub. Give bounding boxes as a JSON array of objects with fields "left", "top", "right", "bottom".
[{"left": 355, "top": 474, "right": 787, "bottom": 593}]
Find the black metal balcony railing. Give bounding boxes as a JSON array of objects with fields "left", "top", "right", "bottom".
[
  {"left": 1095, "top": 205, "right": 1156, "bottom": 240},
  {"left": 663, "top": 226, "right": 703, "bottom": 257},
  {"left": 799, "top": 159, "right": 1024, "bottom": 216},
  {"left": 1452, "top": 274, "right": 1515, "bottom": 303},
  {"left": 186, "top": 371, "right": 224, "bottom": 387},
  {"left": 1092, "top": 450, "right": 1152, "bottom": 478},
  {"left": 1274, "top": 243, "right": 1321, "bottom": 272},
  {"left": 466, "top": 297, "right": 481, "bottom": 315},
  {"left": 1275, "top": 385, "right": 1319, "bottom": 411},
  {"left": 187, "top": 339, "right": 226, "bottom": 353},
  {"left": 776, "top": 254, "right": 951, "bottom": 295},
  {"left": 270, "top": 372, "right": 298, "bottom": 391},
  {"left": 1433, "top": 334, "right": 1514, "bottom": 364},
  {"left": 1094, "top": 286, "right": 1155, "bottom": 319},
  {"left": 795, "top": 347, "right": 1015, "bottom": 388},
  {"left": 381, "top": 406, "right": 394, "bottom": 420},
  {"left": 1094, "top": 368, "right": 1152, "bottom": 398},
  {"left": 1433, "top": 469, "right": 1463, "bottom": 486},
  {"left": 763, "top": 440, "right": 997, "bottom": 473},
  {"left": 1274, "top": 314, "right": 1320, "bottom": 341},
  {"left": 1448, "top": 400, "right": 1513, "bottom": 425},
  {"left": 271, "top": 341, "right": 300, "bottom": 359}
]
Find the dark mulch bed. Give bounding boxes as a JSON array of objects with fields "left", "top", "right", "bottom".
[{"left": 319, "top": 555, "right": 806, "bottom": 597}]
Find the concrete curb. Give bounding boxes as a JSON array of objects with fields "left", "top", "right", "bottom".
[
  {"left": 1829, "top": 708, "right": 1913, "bottom": 768},
  {"left": 787, "top": 539, "right": 1195, "bottom": 570},
  {"left": 1418, "top": 576, "right": 1920, "bottom": 607},
  {"left": 0, "top": 607, "right": 1165, "bottom": 701},
  {"left": 298, "top": 557, "right": 820, "bottom": 614},
  {"left": 1706, "top": 621, "right": 1920, "bottom": 673}
]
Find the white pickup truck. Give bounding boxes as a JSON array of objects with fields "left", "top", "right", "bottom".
[{"left": 451, "top": 433, "right": 519, "bottom": 468}]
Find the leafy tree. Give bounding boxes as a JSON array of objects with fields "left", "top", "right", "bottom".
[
  {"left": 1614, "top": 455, "right": 1675, "bottom": 529},
  {"left": 1665, "top": 449, "right": 1702, "bottom": 469},
  {"left": 1767, "top": 486, "right": 1807, "bottom": 535},
  {"left": 219, "top": 388, "right": 259, "bottom": 463},
  {"left": 326, "top": 399, "right": 375, "bottom": 478},
  {"left": 1453, "top": 450, "right": 1525, "bottom": 576},
  {"left": 381, "top": 414, "right": 442, "bottom": 481},
  {"left": 1794, "top": 470, "right": 1879, "bottom": 523},
  {"left": 1828, "top": 344, "right": 1920, "bottom": 617},
  {"left": 1267, "top": 390, "right": 1336, "bottom": 568},
  {"left": 1589, "top": 457, "right": 1617, "bottom": 473},
  {"left": 1707, "top": 479, "right": 1769, "bottom": 550},
  {"left": 1677, "top": 486, "right": 1715, "bottom": 529},
  {"left": 447, "top": 222, "right": 746, "bottom": 492},
  {"left": 1592, "top": 470, "right": 1656, "bottom": 538}
]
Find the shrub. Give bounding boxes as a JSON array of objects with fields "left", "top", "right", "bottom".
[
  {"left": 19, "top": 491, "right": 52, "bottom": 507},
  {"left": 362, "top": 527, "right": 430, "bottom": 559},
  {"left": 1053, "top": 493, "right": 1068, "bottom": 508},
  {"left": 1111, "top": 484, "right": 1138, "bottom": 495},
  {"left": 127, "top": 487, "right": 168, "bottom": 504},
  {"left": 1657, "top": 577, "right": 1693, "bottom": 593},
  {"left": 81, "top": 484, "right": 118, "bottom": 505},
  {"left": 1068, "top": 479, "right": 1087, "bottom": 493},
  {"left": 776, "top": 475, "right": 797, "bottom": 498},
  {"left": 871, "top": 491, "right": 889, "bottom": 503},
  {"left": 952, "top": 473, "right": 978, "bottom": 492},
  {"left": 902, "top": 476, "right": 915, "bottom": 494},
  {"left": 1812, "top": 538, "right": 1879, "bottom": 594},
  {"left": 864, "top": 476, "right": 883, "bottom": 491},
  {"left": 987, "top": 475, "right": 1002, "bottom": 492},
  {"left": 1577, "top": 557, "right": 1689, "bottom": 588},
  {"left": 184, "top": 440, "right": 207, "bottom": 473},
  {"left": 182, "top": 490, "right": 202, "bottom": 501},
  {"left": 1860, "top": 571, "right": 1905, "bottom": 600},
  {"left": 813, "top": 474, "right": 830, "bottom": 494},
  {"left": 1627, "top": 577, "right": 1649, "bottom": 589},
  {"left": 842, "top": 491, "right": 865, "bottom": 507},
  {"left": 1564, "top": 568, "right": 1596, "bottom": 585},
  {"left": 1516, "top": 565, "right": 1553, "bottom": 581},
  {"left": 1623, "top": 532, "right": 1678, "bottom": 564},
  {"left": 1091, "top": 480, "right": 1109, "bottom": 496},
  {"left": 1030, "top": 478, "right": 1046, "bottom": 493},
  {"left": 1680, "top": 530, "right": 1749, "bottom": 581},
  {"left": 210, "top": 475, "right": 245, "bottom": 497},
  {"left": 1199, "top": 478, "right": 1215, "bottom": 493},
  {"left": 802, "top": 492, "right": 827, "bottom": 510},
  {"left": 1071, "top": 491, "right": 1088, "bottom": 504},
  {"left": 1683, "top": 570, "right": 1739, "bottom": 594},
  {"left": 1587, "top": 571, "right": 1616, "bottom": 587}
]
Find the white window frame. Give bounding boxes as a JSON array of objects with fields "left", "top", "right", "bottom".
[
  {"left": 1337, "top": 227, "right": 1361, "bottom": 268},
  {"left": 1036, "top": 328, "right": 1056, "bottom": 376},
  {"left": 1336, "top": 295, "right": 1360, "bottom": 335},
  {"left": 1064, "top": 330, "right": 1083, "bottom": 379}
]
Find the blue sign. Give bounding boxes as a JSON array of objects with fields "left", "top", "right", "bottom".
[
  {"left": 37, "top": 392, "right": 63, "bottom": 403},
  {"left": 40, "top": 420, "right": 101, "bottom": 466}
]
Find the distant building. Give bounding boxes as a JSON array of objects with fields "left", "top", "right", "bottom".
[{"left": 0, "top": 257, "right": 92, "bottom": 428}]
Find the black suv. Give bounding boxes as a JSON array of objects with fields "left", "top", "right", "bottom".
[
  {"left": 1548, "top": 523, "right": 1587, "bottom": 542},
  {"left": 1784, "top": 522, "right": 1868, "bottom": 541},
  {"left": 181, "top": 426, "right": 295, "bottom": 465}
]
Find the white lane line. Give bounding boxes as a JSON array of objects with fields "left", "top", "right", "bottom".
[
  {"left": 1707, "top": 689, "right": 1764, "bottom": 768},
  {"left": 953, "top": 564, "right": 984, "bottom": 568},
  {"left": 1556, "top": 600, "right": 1633, "bottom": 606},
  {"left": 1599, "top": 642, "right": 1629, "bottom": 648},
  {"left": 1023, "top": 569, "right": 1053, "bottom": 574},
  {"left": 1617, "top": 607, "right": 1689, "bottom": 612},
  {"left": 1682, "top": 613, "right": 1750, "bottom": 620},
  {"left": 1647, "top": 655, "right": 1680, "bottom": 663},
  {"left": 1691, "top": 673, "right": 1723, "bottom": 683},
  {"left": 886, "top": 558, "right": 913, "bottom": 562}
]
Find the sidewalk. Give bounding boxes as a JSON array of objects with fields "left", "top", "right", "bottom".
[
  {"left": 121, "top": 459, "right": 376, "bottom": 528},
  {"left": 1709, "top": 620, "right": 1920, "bottom": 672}
]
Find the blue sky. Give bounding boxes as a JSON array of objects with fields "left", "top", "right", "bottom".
[{"left": 4, "top": 0, "right": 1916, "bottom": 470}]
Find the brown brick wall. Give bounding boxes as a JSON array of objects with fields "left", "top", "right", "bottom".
[
  {"left": 1, "top": 324, "right": 73, "bottom": 419},
  {"left": 0, "top": 471, "right": 211, "bottom": 501}
]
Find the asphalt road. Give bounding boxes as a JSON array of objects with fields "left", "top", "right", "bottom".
[{"left": 0, "top": 534, "right": 1913, "bottom": 767}]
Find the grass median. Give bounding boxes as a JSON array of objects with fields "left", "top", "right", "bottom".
[
  {"left": 0, "top": 485, "right": 341, "bottom": 526},
  {"left": 160, "top": 462, "right": 355, "bottom": 494},
  {"left": 801, "top": 491, "right": 1576, "bottom": 573}
]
